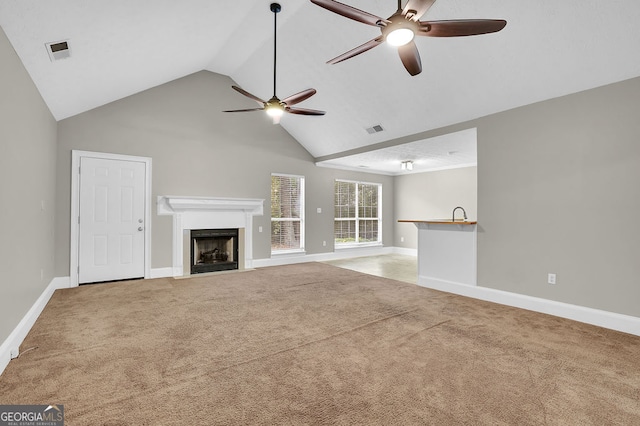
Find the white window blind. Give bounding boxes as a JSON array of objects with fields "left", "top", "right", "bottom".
[
  {"left": 334, "top": 180, "right": 381, "bottom": 245},
  {"left": 271, "top": 174, "right": 305, "bottom": 252}
]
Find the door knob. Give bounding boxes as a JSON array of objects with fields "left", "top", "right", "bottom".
[
  {"left": 138, "top": 227, "right": 143, "bottom": 231},
  {"left": 138, "top": 219, "right": 143, "bottom": 223}
]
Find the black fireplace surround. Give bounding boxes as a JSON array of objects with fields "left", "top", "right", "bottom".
[{"left": 190, "top": 228, "right": 239, "bottom": 274}]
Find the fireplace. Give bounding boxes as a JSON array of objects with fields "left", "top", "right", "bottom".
[
  {"left": 157, "top": 196, "right": 263, "bottom": 277},
  {"left": 190, "top": 228, "right": 239, "bottom": 274}
]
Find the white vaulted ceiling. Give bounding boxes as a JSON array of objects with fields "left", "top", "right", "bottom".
[{"left": 2, "top": 0, "right": 640, "bottom": 172}]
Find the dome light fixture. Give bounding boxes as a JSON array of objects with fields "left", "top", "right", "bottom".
[
  {"left": 386, "top": 27, "right": 414, "bottom": 46},
  {"left": 382, "top": 14, "right": 419, "bottom": 47},
  {"left": 265, "top": 97, "right": 285, "bottom": 123},
  {"left": 265, "top": 105, "right": 284, "bottom": 117}
]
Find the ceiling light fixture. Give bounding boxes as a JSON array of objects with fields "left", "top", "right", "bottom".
[
  {"left": 382, "top": 11, "right": 418, "bottom": 47},
  {"left": 386, "top": 28, "right": 414, "bottom": 46},
  {"left": 311, "top": 0, "right": 507, "bottom": 76},
  {"left": 265, "top": 97, "right": 284, "bottom": 118},
  {"left": 401, "top": 160, "right": 413, "bottom": 171},
  {"left": 384, "top": 18, "right": 416, "bottom": 47},
  {"left": 223, "top": 3, "right": 325, "bottom": 123}
]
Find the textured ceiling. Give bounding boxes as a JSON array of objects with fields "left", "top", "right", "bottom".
[
  {"left": 317, "top": 128, "right": 477, "bottom": 175},
  {"left": 2, "top": 0, "right": 640, "bottom": 174}
]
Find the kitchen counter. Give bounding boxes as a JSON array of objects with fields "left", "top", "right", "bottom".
[
  {"left": 399, "top": 219, "right": 477, "bottom": 287},
  {"left": 398, "top": 219, "right": 477, "bottom": 225}
]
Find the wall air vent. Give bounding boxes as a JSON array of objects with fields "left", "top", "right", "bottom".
[
  {"left": 45, "top": 40, "right": 71, "bottom": 61},
  {"left": 365, "top": 124, "right": 384, "bottom": 134}
]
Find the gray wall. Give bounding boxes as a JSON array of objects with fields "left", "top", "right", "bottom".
[
  {"left": 55, "top": 71, "right": 395, "bottom": 275},
  {"left": 0, "top": 27, "right": 57, "bottom": 344},
  {"left": 3, "top": 22, "right": 640, "bottom": 346},
  {"left": 394, "top": 167, "right": 477, "bottom": 249},
  {"left": 477, "top": 77, "right": 640, "bottom": 317}
]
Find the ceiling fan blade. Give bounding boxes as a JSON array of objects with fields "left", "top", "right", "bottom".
[
  {"left": 310, "top": 0, "right": 389, "bottom": 27},
  {"left": 418, "top": 19, "right": 507, "bottom": 37},
  {"left": 398, "top": 40, "right": 422, "bottom": 76},
  {"left": 281, "top": 88, "right": 317, "bottom": 106},
  {"left": 327, "top": 36, "right": 384, "bottom": 64},
  {"left": 402, "top": 0, "right": 436, "bottom": 21},
  {"left": 231, "top": 85, "right": 265, "bottom": 105},
  {"left": 286, "top": 107, "right": 326, "bottom": 116},
  {"left": 222, "top": 108, "right": 264, "bottom": 113}
]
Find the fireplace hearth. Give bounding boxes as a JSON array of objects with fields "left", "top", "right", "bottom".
[{"left": 191, "top": 228, "right": 239, "bottom": 274}]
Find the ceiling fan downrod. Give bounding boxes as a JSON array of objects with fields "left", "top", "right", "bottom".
[{"left": 270, "top": 3, "right": 281, "bottom": 98}]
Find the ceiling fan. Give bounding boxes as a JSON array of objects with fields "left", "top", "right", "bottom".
[
  {"left": 224, "top": 3, "right": 325, "bottom": 124},
  {"left": 310, "top": 0, "right": 507, "bottom": 76}
]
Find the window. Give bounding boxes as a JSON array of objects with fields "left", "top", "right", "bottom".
[
  {"left": 271, "top": 174, "right": 305, "bottom": 252},
  {"left": 334, "top": 180, "right": 381, "bottom": 246}
]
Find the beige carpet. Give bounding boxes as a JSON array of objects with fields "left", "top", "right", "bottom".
[{"left": 1, "top": 262, "right": 639, "bottom": 425}]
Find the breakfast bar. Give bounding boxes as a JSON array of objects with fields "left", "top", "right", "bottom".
[{"left": 398, "top": 219, "right": 478, "bottom": 287}]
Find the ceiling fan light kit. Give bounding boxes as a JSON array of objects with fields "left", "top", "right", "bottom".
[
  {"left": 225, "top": 0, "right": 505, "bottom": 125},
  {"left": 386, "top": 27, "right": 415, "bottom": 47},
  {"left": 383, "top": 16, "right": 418, "bottom": 47},
  {"left": 223, "top": 3, "right": 325, "bottom": 124},
  {"left": 310, "top": 0, "right": 507, "bottom": 76}
]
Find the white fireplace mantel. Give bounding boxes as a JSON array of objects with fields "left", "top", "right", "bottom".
[{"left": 157, "top": 196, "right": 264, "bottom": 276}]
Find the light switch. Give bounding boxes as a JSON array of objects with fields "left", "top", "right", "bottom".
[{"left": 317, "top": 207, "right": 322, "bottom": 214}]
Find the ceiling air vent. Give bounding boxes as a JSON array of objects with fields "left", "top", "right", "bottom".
[
  {"left": 46, "top": 40, "right": 71, "bottom": 61},
  {"left": 365, "top": 124, "right": 384, "bottom": 134}
]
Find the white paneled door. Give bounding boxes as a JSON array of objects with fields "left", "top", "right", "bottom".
[{"left": 78, "top": 157, "right": 146, "bottom": 284}]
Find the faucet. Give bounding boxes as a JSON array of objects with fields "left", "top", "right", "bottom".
[{"left": 452, "top": 206, "right": 467, "bottom": 222}]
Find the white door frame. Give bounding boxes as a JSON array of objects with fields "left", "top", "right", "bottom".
[{"left": 70, "top": 150, "right": 152, "bottom": 287}]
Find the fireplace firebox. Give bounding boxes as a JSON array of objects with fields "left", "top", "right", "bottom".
[{"left": 190, "top": 228, "right": 239, "bottom": 274}]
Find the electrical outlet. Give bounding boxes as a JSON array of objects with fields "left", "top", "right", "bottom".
[
  {"left": 258, "top": 226, "right": 263, "bottom": 233},
  {"left": 548, "top": 273, "right": 556, "bottom": 285},
  {"left": 400, "top": 237, "right": 404, "bottom": 243},
  {"left": 317, "top": 207, "right": 322, "bottom": 214},
  {"left": 322, "top": 241, "right": 326, "bottom": 247}
]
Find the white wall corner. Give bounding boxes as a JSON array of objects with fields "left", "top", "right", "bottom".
[{"left": 0, "top": 277, "right": 69, "bottom": 376}]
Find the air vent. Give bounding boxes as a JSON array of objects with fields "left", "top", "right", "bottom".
[
  {"left": 365, "top": 124, "right": 384, "bottom": 134},
  {"left": 46, "top": 40, "right": 71, "bottom": 61}
]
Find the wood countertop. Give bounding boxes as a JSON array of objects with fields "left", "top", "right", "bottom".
[{"left": 398, "top": 219, "right": 477, "bottom": 225}]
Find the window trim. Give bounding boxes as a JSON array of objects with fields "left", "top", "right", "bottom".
[
  {"left": 271, "top": 173, "right": 305, "bottom": 254},
  {"left": 334, "top": 179, "right": 382, "bottom": 248}
]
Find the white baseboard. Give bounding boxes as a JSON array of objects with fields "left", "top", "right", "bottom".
[
  {"left": 0, "top": 277, "right": 69, "bottom": 376},
  {"left": 252, "top": 245, "right": 400, "bottom": 268},
  {"left": 419, "top": 276, "right": 640, "bottom": 337},
  {"left": 150, "top": 267, "right": 174, "bottom": 279},
  {"left": 392, "top": 247, "right": 417, "bottom": 257}
]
